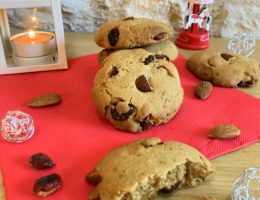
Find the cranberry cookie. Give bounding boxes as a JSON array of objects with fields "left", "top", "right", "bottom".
[
  {"left": 92, "top": 49, "right": 183, "bottom": 132},
  {"left": 86, "top": 137, "right": 215, "bottom": 200},
  {"left": 187, "top": 51, "right": 260, "bottom": 87},
  {"left": 97, "top": 40, "right": 178, "bottom": 64},
  {"left": 94, "top": 17, "right": 173, "bottom": 49}
]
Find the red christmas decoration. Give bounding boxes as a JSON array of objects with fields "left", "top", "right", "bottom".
[{"left": 175, "top": 0, "right": 214, "bottom": 50}]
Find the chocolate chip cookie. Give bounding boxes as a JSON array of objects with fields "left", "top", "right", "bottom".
[
  {"left": 92, "top": 49, "right": 184, "bottom": 132},
  {"left": 94, "top": 17, "right": 173, "bottom": 49},
  {"left": 187, "top": 51, "right": 260, "bottom": 87},
  {"left": 86, "top": 137, "right": 215, "bottom": 200},
  {"left": 98, "top": 40, "right": 178, "bottom": 64}
]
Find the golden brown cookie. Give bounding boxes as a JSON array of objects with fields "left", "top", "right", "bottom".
[
  {"left": 187, "top": 51, "right": 260, "bottom": 87},
  {"left": 97, "top": 40, "right": 178, "bottom": 64},
  {"left": 86, "top": 137, "right": 215, "bottom": 200},
  {"left": 94, "top": 17, "right": 173, "bottom": 49},
  {"left": 92, "top": 49, "right": 183, "bottom": 133}
]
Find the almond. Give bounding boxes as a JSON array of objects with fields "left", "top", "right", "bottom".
[
  {"left": 28, "top": 93, "right": 61, "bottom": 108},
  {"left": 195, "top": 81, "right": 212, "bottom": 100},
  {"left": 208, "top": 124, "right": 240, "bottom": 139}
]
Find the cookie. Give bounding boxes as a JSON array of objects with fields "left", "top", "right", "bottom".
[
  {"left": 187, "top": 51, "right": 260, "bottom": 87},
  {"left": 97, "top": 40, "right": 178, "bottom": 64},
  {"left": 86, "top": 137, "right": 215, "bottom": 200},
  {"left": 94, "top": 17, "right": 173, "bottom": 49},
  {"left": 92, "top": 49, "right": 184, "bottom": 132}
]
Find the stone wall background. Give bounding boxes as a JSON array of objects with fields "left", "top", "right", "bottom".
[{"left": 7, "top": 0, "right": 260, "bottom": 39}]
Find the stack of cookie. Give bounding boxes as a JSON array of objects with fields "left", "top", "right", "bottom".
[
  {"left": 94, "top": 17, "right": 179, "bottom": 64},
  {"left": 92, "top": 18, "right": 184, "bottom": 133}
]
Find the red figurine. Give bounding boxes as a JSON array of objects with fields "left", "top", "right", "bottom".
[{"left": 175, "top": 0, "right": 214, "bottom": 50}]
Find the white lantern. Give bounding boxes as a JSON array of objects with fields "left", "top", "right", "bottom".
[{"left": 0, "top": 0, "right": 68, "bottom": 75}]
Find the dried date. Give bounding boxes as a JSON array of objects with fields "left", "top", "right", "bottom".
[
  {"left": 33, "top": 173, "right": 62, "bottom": 197},
  {"left": 29, "top": 152, "right": 55, "bottom": 169}
]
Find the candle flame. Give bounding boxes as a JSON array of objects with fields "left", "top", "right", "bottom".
[
  {"left": 31, "top": 16, "right": 37, "bottom": 22},
  {"left": 28, "top": 31, "right": 36, "bottom": 39}
]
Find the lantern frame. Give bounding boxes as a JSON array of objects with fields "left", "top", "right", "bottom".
[{"left": 0, "top": 0, "right": 67, "bottom": 75}]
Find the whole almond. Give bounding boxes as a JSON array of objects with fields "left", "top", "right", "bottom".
[
  {"left": 208, "top": 124, "right": 240, "bottom": 139},
  {"left": 195, "top": 81, "right": 212, "bottom": 99},
  {"left": 28, "top": 93, "right": 61, "bottom": 108}
]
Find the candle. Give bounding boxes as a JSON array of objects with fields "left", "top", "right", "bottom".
[
  {"left": 10, "top": 31, "right": 56, "bottom": 58},
  {"left": 13, "top": 31, "right": 53, "bottom": 45},
  {"left": 10, "top": 31, "right": 56, "bottom": 66}
]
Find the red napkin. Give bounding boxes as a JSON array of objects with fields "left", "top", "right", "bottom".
[{"left": 0, "top": 54, "right": 260, "bottom": 200}]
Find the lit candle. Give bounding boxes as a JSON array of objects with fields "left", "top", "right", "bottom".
[
  {"left": 10, "top": 31, "right": 56, "bottom": 66},
  {"left": 10, "top": 31, "right": 56, "bottom": 58},
  {"left": 13, "top": 31, "right": 53, "bottom": 45}
]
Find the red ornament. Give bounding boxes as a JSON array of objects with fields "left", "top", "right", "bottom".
[{"left": 175, "top": 1, "right": 214, "bottom": 50}]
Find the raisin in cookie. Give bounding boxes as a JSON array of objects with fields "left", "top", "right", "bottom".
[
  {"left": 92, "top": 49, "right": 183, "bottom": 132},
  {"left": 98, "top": 40, "right": 178, "bottom": 64},
  {"left": 86, "top": 137, "right": 215, "bottom": 200},
  {"left": 94, "top": 17, "right": 173, "bottom": 49},
  {"left": 187, "top": 51, "right": 260, "bottom": 87}
]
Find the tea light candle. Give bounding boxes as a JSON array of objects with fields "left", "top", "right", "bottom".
[
  {"left": 14, "top": 31, "right": 52, "bottom": 45},
  {"left": 10, "top": 31, "right": 56, "bottom": 58}
]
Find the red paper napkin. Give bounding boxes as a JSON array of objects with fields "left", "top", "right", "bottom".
[{"left": 0, "top": 54, "right": 260, "bottom": 200}]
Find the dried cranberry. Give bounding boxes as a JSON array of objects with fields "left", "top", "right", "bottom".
[
  {"left": 143, "top": 55, "right": 155, "bottom": 65},
  {"left": 108, "top": 28, "right": 120, "bottom": 46},
  {"left": 140, "top": 121, "right": 153, "bottom": 131},
  {"left": 109, "top": 66, "right": 119, "bottom": 77},
  {"left": 155, "top": 54, "right": 170, "bottom": 62},
  {"left": 153, "top": 32, "right": 167, "bottom": 40},
  {"left": 237, "top": 80, "right": 253, "bottom": 88},
  {"left": 111, "top": 103, "right": 135, "bottom": 121}
]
